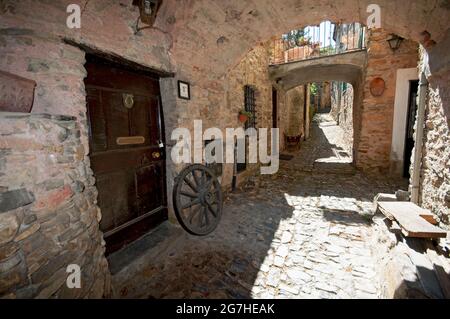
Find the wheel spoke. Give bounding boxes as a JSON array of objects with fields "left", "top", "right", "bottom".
[
  {"left": 204, "top": 178, "right": 213, "bottom": 191},
  {"left": 180, "top": 190, "right": 198, "bottom": 198},
  {"left": 182, "top": 198, "right": 201, "bottom": 210},
  {"left": 192, "top": 170, "right": 201, "bottom": 188},
  {"left": 206, "top": 202, "right": 217, "bottom": 217},
  {"left": 201, "top": 170, "right": 207, "bottom": 186},
  {"left": 183, "top": 176, "right": 198, "bottom": 192},
  {"left": 201, "top": 205, "right": 209, "bottom": 227},
  {"left": 188, "top": 205, "right": 201, "bottom": 224}
]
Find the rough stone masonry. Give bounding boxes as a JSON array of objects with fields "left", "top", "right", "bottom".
[{"left": 0, "top": 113, "right": 110, "bottom": 298}]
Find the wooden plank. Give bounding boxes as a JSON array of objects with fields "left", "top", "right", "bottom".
[
  {"left": 378, "top": 201, "right": 437, "bottom": 224},
  {"left": 378, "top": 202, "right": 447, "bottom": 239}
]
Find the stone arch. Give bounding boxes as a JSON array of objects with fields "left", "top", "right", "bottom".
[
  {"left": 156, "top": 1, "right": 447, "bottom": 173},
  {"left": 159, "top": 0, "right": 448, "bottom": 77}
]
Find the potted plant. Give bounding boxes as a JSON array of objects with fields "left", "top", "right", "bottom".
[{"left": 238, "top": 110, "right": 252, "bottom": 123}]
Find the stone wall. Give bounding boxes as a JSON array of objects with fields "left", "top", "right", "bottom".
[
  {"left": 221, "top": 43, "right": 286, "bottom": 188},
  {"left": 372, "top": 215, "right": 450, "bottom": 299},
  {"left": 417, "top": 36, "right": 450, "bottom": 229},
  {"left": 356, "top": 29, "right": 419, "bottom": 173},
  {"left": 331, "top": 82, "right": 354, "bottom": 152},
  {"left": 285, "top": 86, "right": 305, "bottom": 138},
  {"left": 320, "top": 82, "right": 331, "bottom": 111},
  {"left": 0, "top": 113, "right": 110, "bottom": 298}
]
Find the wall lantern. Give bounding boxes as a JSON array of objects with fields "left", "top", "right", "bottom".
[
  {"left": 133, "top": 0, "right": 162, "bottom": 26},
  {"left": 387, "top": 34, "right": 404, "bottom": 52}
]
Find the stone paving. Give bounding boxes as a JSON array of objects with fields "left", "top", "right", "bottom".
[{"left": 110, "top": 114, "right": 407, "bottom": 299}]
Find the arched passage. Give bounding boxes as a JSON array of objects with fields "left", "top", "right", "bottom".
[
  {"left": 154, "top": 1, "right": 446, "bottom": 178},
  {"left": 159, "top": 0, "right": 447, "bottom": 77}
]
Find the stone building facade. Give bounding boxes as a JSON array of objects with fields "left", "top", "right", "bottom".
[
  {"left": 0, "top": 0, "right": 449, "bottom": 298},
  {"left": 330, "top": 28, "right": 419, "bottom": 173},
  {"left": 220, "top": 43, "right": 287, "bottom": 189}
]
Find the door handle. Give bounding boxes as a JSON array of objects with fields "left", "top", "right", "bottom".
[
  {"left": 157, "top": 140, "right": 164, "bottom": 148},
  {"left": 152, "top": 152, "right": 161, "bottom": 159}
]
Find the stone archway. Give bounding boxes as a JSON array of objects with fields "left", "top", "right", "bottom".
[
  {"left": 155, "top": 1, "right": 448, "bottom": 173},
  {"left": 158, "top": 0, "right": 447, "bottom": 77}
]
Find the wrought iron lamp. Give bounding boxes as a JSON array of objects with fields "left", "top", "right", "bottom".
[
  {"left": 133, "top": 0, "right": 162, "bottom": 26},
  {"left": 387, "top": 34, "right": 403, "bottom": 52}
]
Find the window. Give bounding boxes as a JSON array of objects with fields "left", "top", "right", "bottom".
[{"left": 244, "top": 85, "right": 256, "bottom": 129}]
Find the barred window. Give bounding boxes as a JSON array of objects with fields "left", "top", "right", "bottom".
[{"left": 244, "top": 85, "right": 256, "bottom": 129}]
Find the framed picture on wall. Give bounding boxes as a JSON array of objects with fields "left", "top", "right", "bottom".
[{"left": 178, "top": 80, "right": 190, "bottom": 100}]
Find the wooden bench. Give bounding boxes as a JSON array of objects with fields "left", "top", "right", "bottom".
[{"left": 378, "top": 201, "right": 447, "bottom": 239}]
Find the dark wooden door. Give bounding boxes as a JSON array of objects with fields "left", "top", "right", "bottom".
[{"left": 85, "top": 55, "right": 167, "bottom": 255}]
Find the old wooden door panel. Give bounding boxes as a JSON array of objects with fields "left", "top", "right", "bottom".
[{"left": 85, "top": 55, "right": 167, "bottom": 254}]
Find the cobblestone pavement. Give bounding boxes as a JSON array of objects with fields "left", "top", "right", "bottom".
[{"left": 110, "top": 114, "right": 407, "bottom": 299}]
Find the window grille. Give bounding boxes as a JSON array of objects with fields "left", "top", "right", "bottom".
[{"left": 244, "top": 85, "right": 256, "bottom": 129}]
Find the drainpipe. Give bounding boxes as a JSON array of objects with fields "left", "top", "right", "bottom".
[{"left": 410, "top": 72, "right": 428, "bottom": 204}]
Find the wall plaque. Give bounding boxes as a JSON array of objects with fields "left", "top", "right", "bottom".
[{"left": 370, "top": 77, "right": 386, "bottom": 97}]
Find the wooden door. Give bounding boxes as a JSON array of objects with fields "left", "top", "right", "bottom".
[{"left": 84, "top": 55, "right": 167, "bottom": 255}]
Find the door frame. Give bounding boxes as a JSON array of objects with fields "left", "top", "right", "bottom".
[{"left": 390, "top": 68, "right": 419, "bottom": 176}]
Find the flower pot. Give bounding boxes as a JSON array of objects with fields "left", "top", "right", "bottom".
[
  {"left": 0, "top": 70, "right": 36, "bottom": 113},
  {"left": 238, "top": 114, "right": 248, "bottom": 123}
]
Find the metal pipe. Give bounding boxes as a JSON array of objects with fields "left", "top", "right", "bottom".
[{"left": 411, "top": 72, "right": 429, "bottom": 204}]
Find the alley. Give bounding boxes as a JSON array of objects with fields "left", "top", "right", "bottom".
[{"left": 110, "top": 114, "right": 406, "bottom": 299}]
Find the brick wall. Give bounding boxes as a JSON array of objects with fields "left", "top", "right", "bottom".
[
  {"left": 0, "top": 113, "right": 110, "bottom": 298},
  {"left": 356, "top": 29, "right": 419, "bottom": 173}
]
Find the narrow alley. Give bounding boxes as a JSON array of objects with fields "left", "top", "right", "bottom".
[
  {"left": 110, "top": 114, "right": 406, "bottom": 299},
  {"left": 0, "top": 1, "right": 449, "bottom": 305}
]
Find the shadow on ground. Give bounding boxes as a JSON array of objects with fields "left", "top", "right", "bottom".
[{"left": 108, "top": 114, "right": 408, "bottom": 299}]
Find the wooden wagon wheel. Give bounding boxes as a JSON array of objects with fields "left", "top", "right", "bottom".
[{"left": 173, "top": 164, "right": 223, "bottom": 236}]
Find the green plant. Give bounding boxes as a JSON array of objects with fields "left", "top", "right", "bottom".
[{"left": 310, "top": 83, "right": 319, "bottom": 97}]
